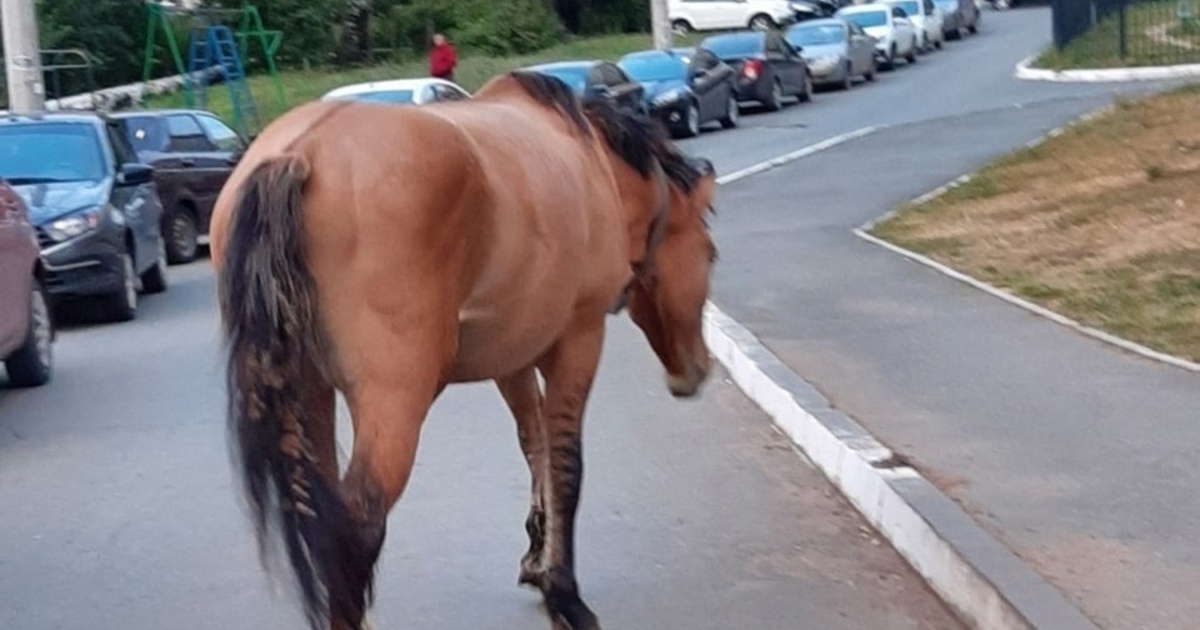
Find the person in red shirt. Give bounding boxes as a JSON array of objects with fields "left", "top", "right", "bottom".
[{"left": 429, "top": 33, "right": 458, "bottom": 82}]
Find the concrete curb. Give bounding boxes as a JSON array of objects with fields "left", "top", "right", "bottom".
[
  {"left": 854, "top": 105, "right": 1200, "bottom": 374},
  {"left": 701, "top": 303, "right": 1100, "bottom": 630},
  {"left": 1014, "top": 53, "right": 1200, "bottom": 82}
]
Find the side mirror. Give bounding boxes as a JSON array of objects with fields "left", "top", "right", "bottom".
[{"left": 117, "top": 163, "right": 155, "bottom": 186}]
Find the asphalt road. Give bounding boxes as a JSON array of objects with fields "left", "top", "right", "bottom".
[{"left": 694, "top": 6, "right": 1200, "bottom": 630}]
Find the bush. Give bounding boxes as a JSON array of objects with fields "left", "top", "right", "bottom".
[{"left": 382, "top": 0, "right": 562, "bottom": 57}]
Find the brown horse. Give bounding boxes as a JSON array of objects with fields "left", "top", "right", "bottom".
[{"left": 209, "top": 70, "right": 718, "bottom": 630}]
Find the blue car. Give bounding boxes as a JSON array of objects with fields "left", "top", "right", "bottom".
[{"left": 618, "top": 47, "right": 739, "bottom": 138}]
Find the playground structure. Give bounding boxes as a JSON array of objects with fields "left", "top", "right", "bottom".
[{"left": 141, "top": 1, "right": 286, "bottom": 137}]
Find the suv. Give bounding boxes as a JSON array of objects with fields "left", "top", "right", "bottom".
[
  {"left": 0, "top": 176, "right": 54, "bottom": 387},
  {"left": 110, "top": 109, "right": 247, "bottom": 264},
  {"left": 669, "top": 0, "right": 799, "bottom": 33},
  {"left": 0, "top": 112, "right": 169, "bottom": 323}
]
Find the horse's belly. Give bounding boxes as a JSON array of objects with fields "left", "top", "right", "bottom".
[{"left": 447, "top": 302, "right": 573, "bottom": 382}]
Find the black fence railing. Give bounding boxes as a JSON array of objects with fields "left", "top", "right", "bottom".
[{"left": 1050, "top": 0, "right": 1200, "bottom": 66}]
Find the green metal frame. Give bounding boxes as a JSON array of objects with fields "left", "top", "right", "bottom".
[{"left": 141, "top": 3, "right": 286, "bottom": 117}]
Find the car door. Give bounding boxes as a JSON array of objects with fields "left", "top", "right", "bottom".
[
  {"left": 0, "top": 178, "right": 35, "bottom": 354},
  {"left": 193, "top": 113, "right": 247, "bottom": 237},
  {"left": 688, "top": 49, "right": 728, "bottom": 120},
  {"left": 165, "top": 113, "right": 231, "bottom": 225},
  {"left": 766, "top": 31, "right": 805, "bottom": 94},
  {"left": 105, "top": 121, "right": 161, "bottom": 273},
  {"left": 891, "top": 6, "right": 915, "bottom": 50},
  {"left": 848, "top": 22, "right": 874, "bottom": 73}
]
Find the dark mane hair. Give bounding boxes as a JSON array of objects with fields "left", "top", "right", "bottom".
[
  {"left": 504, "top": 70, "right": 710, "bottom": 194},
  {"left": 507, "top": 71, "right": 591, "bottom": 136}
]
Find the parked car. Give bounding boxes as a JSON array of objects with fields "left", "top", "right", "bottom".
[
  {"left": 111, "top": 109, "right": 247, "bottom": 264},
  {"left": 877, "top": 0, "right": 945, "bottom": 51},
  {"left": 618, "top": 47, "right": 739, "bottom": 138},
  {"left": 668, "top": 0, "right": 799, "bottom": 33},
  {"left": 520, "top": 60, "right": 647, "bottom": 115},
  {"left": 0, "top": 112, "right": 169, "bottom": 323},
  {"left": 0, "top": 176, "right": 53, "bottom": 387},
  {"left": 835, "top": 3, "right": 918, "bottom": 69},
  {"left": 933, "top": 0, "right": 980, "bottom": 39},
  {"left": 699, "top": 30, "right": 813, "bottom": 111},
  {"left": 320, "top": 78, "right": 472, "bottom": 105},
  {"left": 784, "top": 18, "right": 878, "bottom": 90}
]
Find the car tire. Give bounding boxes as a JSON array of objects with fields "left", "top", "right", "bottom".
[
  {"left": 749, "top": 13, "right": 775, "bottom": 30},
  {"left": 884, "top": 46, "right": 897, "bottom": 70},
  {"left": 935, "top": 33, "right": 944, "bottom": 49},
  {"left": 764, "top": 78, "right": 784, "bottom": 111},
  {"left": 719, "top": 93, "right": 740, "bottom": 129},
  {"left": 840, "top": 62, "right": 853, "bottom": 90},
  {"left": 677, "top": 101, "right": 701, "bottom": 138},
  {"left": 166, "top": 207, "right": 199, "bottom": 264},
  {"left": 865, "top": 58, "right": 878, "bottom": 81},
  {"left": 141, "top": 238, "right": 169, "bottom": 295},
  {"left": 671, "top": 19, "right": 693, "bottom": 35},
  {"left": 906, "top": 41, "right": 918, "bottom": 63},
  {"left": 5, "top": 279, "right": 53, "bottom": 388},
  {"left": 106, "top": 251, "right": 139, "bottom": 323},
  {"left": 798, "top": 72, "right": 813, "bottom": 102}
]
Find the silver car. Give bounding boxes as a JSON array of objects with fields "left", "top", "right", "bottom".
[{"left": 784, "top": 18, "right": 878, "bottom": 90}]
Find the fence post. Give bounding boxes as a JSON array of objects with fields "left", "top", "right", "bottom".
[{"left": 1118, "top": 0, "right": 1128, "bottom": 58}]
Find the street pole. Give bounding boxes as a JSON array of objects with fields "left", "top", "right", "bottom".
[
  {"left": 1, "top": 0, "right": 46, "bottom": 113},
  {"left": 651, "top": 0, "right": 672, "bottom": 50}
]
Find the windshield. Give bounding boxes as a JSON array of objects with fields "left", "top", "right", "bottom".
[
  {"left": 892, "top": 0, "right": 921, "bottom": 16},
  {"left": 934, "top": 0, "right": 957, "bottom": 8},
  {"left": 534, "top": 67, "right": 589, "bottom": 94},
  {"left": 121, "top": 115, "right": 169, "bottom": 153},
  {"left": 787, "top": 24, "right": 846, "bottom": 47},
  {"left": 0, "top": 122, "right": 107, "bottom": 184},
  {"left": 702, "top": 34, "right": 764, "bottom": 59},
  {"left": 619, "top": 55, "right": 686, "bottom": 82},
  {"left": 337, "top": 89, "right": 415, "bottom": 104},
  {"left": 841, "top": 10, "right": 889, "bottom": 28}
]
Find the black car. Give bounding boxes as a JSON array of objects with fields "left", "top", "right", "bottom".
[
  {"left": 618, "top": 47, "right": 739, "bottom": 138},
  {"left": 521, "top": 60, "right": 647, "bottom": 115},
  {"left": 699, "top": 30, "right": 813, "bottom": 111},
  {"left": 111, "top": 109, "right": 248, "bottom": 264},
  {"left": 0, "top": 113, "right": 169, "bottom": 323}
]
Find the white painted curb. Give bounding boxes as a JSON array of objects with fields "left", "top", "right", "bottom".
[
  {"left": 855, "top": 106, "right": 1200, "bottom": 374},
  {"left": 701, "top": 304, "right": 1101, "bottom": 630},
  {"left": 1014, "top": 53, "right": 1200, "bottom": 82}
]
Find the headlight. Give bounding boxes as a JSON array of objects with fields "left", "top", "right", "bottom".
[
  {"left": 653, "top": 88, "right": 688, "bottom": 106},
  {"left": 45, "top": 207, "right": 103, "bottom": 243}
]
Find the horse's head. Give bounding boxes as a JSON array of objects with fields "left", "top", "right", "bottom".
[
  {"left": 579, "top": 99, "right": 719, "bottom": 398},
  {"left": 625, "top": 153, "right": 717, "bottom": 398}
]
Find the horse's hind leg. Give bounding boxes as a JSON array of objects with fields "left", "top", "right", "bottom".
[
  {"left": 496, "top": 366, "right": 548, "bottom": 586},
  {"left": 534, "top": 321, "right": 606, "bottom": 630}
]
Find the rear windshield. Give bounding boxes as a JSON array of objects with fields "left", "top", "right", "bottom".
[
  {"left": 620, "top": 55, "right": 686, "bottom": 82},
  {"left": 893, "top": 0, "right": 921, "bottom": 15},
  {"left": 787, "top": 24, "right": 846, "bottom": 47},
  {"left": 0, "top": 122, "right": 107, "bottom": 184},
  {"left": 702, "top": 34, "right": 764, "bottom": 59},
  {"left": 533, "top": 67, "right": 589, "bottom": 94},
  {"left": 336, "top": 89, "right": 415, "bottom": 104},
  {"left": 841, "top": 9, "right": 889, "bottom": 28}
]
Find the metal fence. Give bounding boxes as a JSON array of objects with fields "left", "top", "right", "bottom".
[{"left": 1050, "top": 0, "right": 1200, "bottom": 65}]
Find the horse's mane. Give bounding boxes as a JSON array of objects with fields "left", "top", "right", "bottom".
[{"left": 502, "top": 71, "right": 708, "bottom": 194}]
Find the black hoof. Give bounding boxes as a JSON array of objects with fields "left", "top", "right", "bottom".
[{"left": 543, "top": 569, "right": 600, "bottom": 630}]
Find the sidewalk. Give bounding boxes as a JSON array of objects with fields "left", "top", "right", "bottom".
[{"left": 710, "top": 97, "right": 1200, "bottom": 630}]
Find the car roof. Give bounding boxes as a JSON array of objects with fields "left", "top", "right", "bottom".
[
  {"left": 789, "top": 17, "right": 848, "bottom": 28},
  {"left": 524, "top": 60, "right": 601, "bottom": 72},
  {"left": 322, "top": 77, "right": 468, "bottom": 99},
  {"left": 838, "top": 3, "right": 891, "bottom": 12},
  {"left": 703, "top": 31, "right": 767, "bottom": 43},
  {"left": 107, "top": 108, "right": 220, "bottom": 119},
  {"left": 0, "top": 111, "right": 108, "bottom": 127},
  {"left": 619, "top": 49, "right": 692, "bottom": 63}
]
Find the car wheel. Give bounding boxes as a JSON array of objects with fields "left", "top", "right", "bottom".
[
  {"left": 935, "top": 33, "right": 944, "bottom": 49},
  {"left": 798, "top": 72, "right": 813, "bottom": 102},
  {"left": 5, "top": 279, "right": 53, "bottom": 387},
  {"left": 106, "top": 252, "right": 138, "bottom": 322},
  {"left": 749, "top": 13, "right": 775, "bottom": 30},
  {"left": 906, "top": 41, "right": 918, "bottom": 63},
  {"left": 671, "top": 19, "right": 693, "bottom": 35},
  {"left": 166, "top": 207, "right": 199, "bottom": 264},
  {"left": 865, "top": 57, "right": 878, "bottom": 81},
  {"left": 141, "top": 238, "right": 169, "bottom": 295},
  {"left": 840, "top": 62, "right": 854, "bottom": 90},
  {"left": 764, "top": 78, "right": 784, "bottom": 111},
  {"left": 719, "top": 94, "right": 739, "bottom": 129},
  {"left": 884, "top": 46, "right": 897, "bottom": 70}
]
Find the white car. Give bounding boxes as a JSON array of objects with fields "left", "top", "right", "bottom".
[
  {"left": 668, "top": 0, "right": 797, "bottom": 33},
  {"left": 835, "top": 3, "right": 918, "bottom": 70},
  {"left": 877, "top": 0, "right": 945, "bottom": 51},
  {"left": 320, "top": 78, "right": 471, "bottom": 106}
]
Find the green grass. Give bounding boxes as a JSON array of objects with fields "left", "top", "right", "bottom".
[
  {"left": 1031, "top": 0, "right": 1200, "bottom": 69},
  {"left": 146, "top": 32, "right": 704, "bottom": 130}
]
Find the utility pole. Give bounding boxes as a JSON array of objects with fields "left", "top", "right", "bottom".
[
  {"left": 651, "top": 0, "right": 672, "bottom": 50},
  {"left": 1, "top": 0, "right": 46, "bottom": 113}
]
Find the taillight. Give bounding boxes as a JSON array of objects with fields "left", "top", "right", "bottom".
[{"left": 742, "top": 59, "right": 763, "bottom": 80}]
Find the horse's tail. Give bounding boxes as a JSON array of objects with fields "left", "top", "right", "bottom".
[{"left": 217, "top": 154, "right": 361, "bottom": 629}]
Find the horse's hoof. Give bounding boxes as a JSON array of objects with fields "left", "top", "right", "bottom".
[{"left": 519, "top": 565, "right": 544, "bottom": 589}]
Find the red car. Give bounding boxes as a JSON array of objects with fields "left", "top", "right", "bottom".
[{"left": 0, "top": 176, "right": 53, "bottom": 387}]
